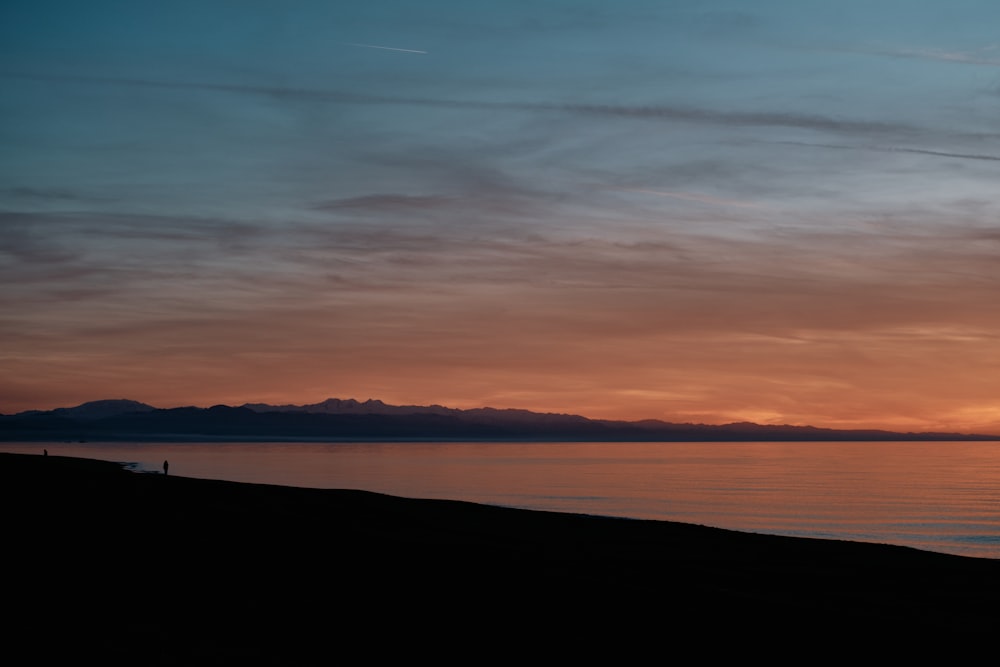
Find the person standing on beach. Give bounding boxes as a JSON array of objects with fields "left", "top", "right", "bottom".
[{"left": 163, "top": 460, "right": 169, "bottom": 476}]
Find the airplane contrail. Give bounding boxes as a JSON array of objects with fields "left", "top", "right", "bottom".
[{"left": 345, "top": 42, "right": 427, "bottom": 54}]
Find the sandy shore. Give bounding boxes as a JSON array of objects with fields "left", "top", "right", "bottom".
[{"left": 4, "top": 452, "right": 999, "bottom": 663}]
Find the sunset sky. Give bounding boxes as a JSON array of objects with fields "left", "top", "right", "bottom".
[{"left": 2, "top": 1, "right": 999, "bottom": 432}]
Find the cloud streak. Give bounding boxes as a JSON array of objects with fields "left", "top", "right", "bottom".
[
  {"left": 862, "top": 46, "right": 1000, "bottom": 67},
  {"left": 768, "top": 140, "right": 1000, "bottom": 163},
  {"left": 0, "top": 71, "right": 940, "bottom": 140},
  {"left": 312, "top": 194, "right": 458, "bottom": 211},
  {"left": 613, "top": 188, "right": 764, "bottom": 209}
]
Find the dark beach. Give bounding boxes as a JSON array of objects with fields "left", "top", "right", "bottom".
[{"left": 5, "top": 452, "right": 999, "bottom": 663}]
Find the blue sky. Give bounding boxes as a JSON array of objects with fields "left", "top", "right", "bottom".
[{"left": 2, "top": 1, "right": 999, "bottom": 431}]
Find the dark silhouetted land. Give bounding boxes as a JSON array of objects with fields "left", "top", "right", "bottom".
[
  {"left": 4, "top": 452, "right": 999, "bottom": 664},
  {"left": 4, "top": 398, "right": 998, "bottom": 441}
]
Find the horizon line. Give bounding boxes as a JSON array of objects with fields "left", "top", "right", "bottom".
[{"left": 5, "top": 396, "right": 999, "bottom": 438}]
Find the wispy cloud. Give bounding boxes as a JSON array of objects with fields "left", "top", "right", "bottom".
[
  {"left": 864, "top": 45, "right": 1000, "bottom": 67},
  {"left": 0, "top": 71, "right": 929, "bottom": 140},
  {"left": 312, "top": 194, "right": 458, "bottom": 211},
  {"left": 613, "top": 187, "right": 764, "bottom": 209},
  {"left": 0, "top": 187, "right": 111, "bottom": 203},
  {"left": 546, "top": 103, "right": 910, "bottom": 136},
  {"left": 767, "top": 140, "right": 1000, "bottom": 163}
]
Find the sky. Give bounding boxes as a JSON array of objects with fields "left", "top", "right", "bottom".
[{"left": 2, "top": 1, "right": 999, "bottom": 432}]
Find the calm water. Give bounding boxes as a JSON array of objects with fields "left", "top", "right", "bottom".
[{"left": 5, "top": 440, "right": 1000, "bottom": 559}]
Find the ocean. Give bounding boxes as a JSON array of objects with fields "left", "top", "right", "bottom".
[{"left": 4, "top": 439, "right": 999, "bottom": 559}]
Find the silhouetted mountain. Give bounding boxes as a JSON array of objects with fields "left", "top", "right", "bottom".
[
  {"left": 242, "top": 398, "right": 596, "bottom": 427},
  {"left": 13, "top": 399, "right": 156, "bottom": 421},
  {"left": 1, "top": 398, "right": 997, "bottom": 442},
  {"left": 52, "top": 399, "right": 156, "bottom": 420}
]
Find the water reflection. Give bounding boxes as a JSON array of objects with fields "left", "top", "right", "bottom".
[{"left": 3, "top": 440, "right": 999, "bottom": 558}]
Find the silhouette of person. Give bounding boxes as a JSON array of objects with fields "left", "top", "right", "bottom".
[
  {"left": 43, "top": 449, "right": 48, "bottom": 457},
  {"left": 163, "top": 460, "right": 169, "bottom": 476}
]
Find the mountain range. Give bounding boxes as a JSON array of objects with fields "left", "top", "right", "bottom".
[{"left": 2, "top": 398, "right": 997, "bottom": 442}]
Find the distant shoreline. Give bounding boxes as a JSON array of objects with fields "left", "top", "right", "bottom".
[
  {"left": 5, "top": 398, "right": 997, "bottom": 443},
  {"left": 4, "top": 433, "right": 998, "bottom": 443}
]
